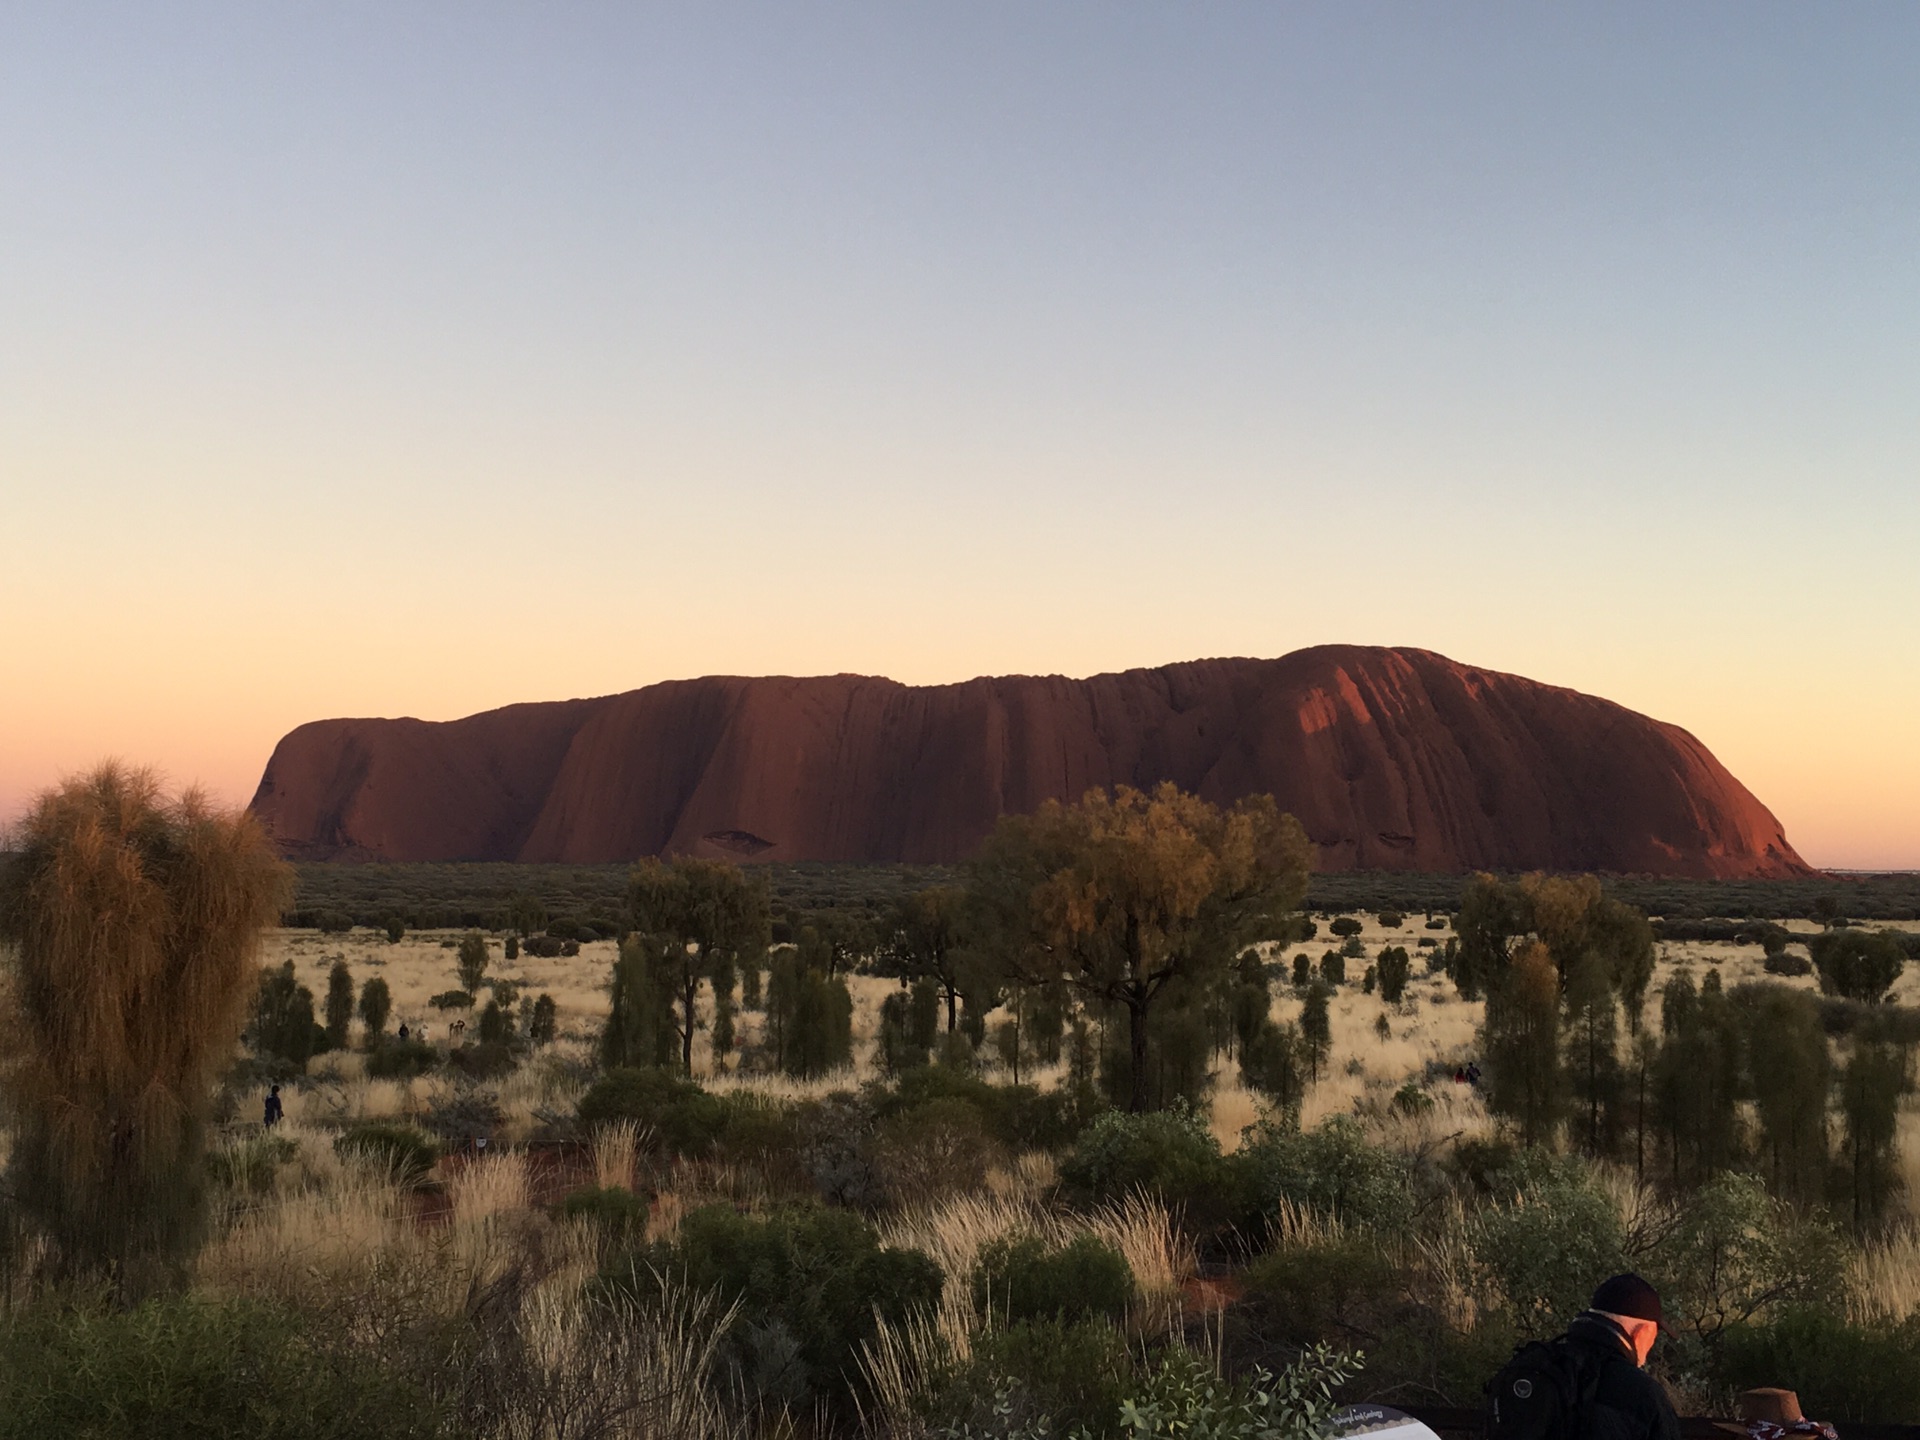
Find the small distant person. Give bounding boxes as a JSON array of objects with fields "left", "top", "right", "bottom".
[
  {"left": 263, "top": 1084, "right": 283, "bottom": 1128},
  {"left": 1466, "top": 1062, "right": 1483, "bottom": 1087},
  {"left": 1454, "top": 1066, "right": 1467, "bottom": 1084},
  {"left": 397, "top": 1022, "right": 410, "bottom": 1041},
  {"left": 1488, "top": 1273, "right": 1679, "bottom": 1440}
]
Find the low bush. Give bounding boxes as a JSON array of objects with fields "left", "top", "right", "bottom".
[
  {"left": 1059, "top": 1105, "right": 1224, "bottom": 1210},
  {"left": 972, "top": 1232, "right": 1133, "bottom": 1325},
  {"left": 207, "top": 1132, "right": 299, "bottom": 1197},
  {"left": 1765, "top": 950, "right": 1814, "bottom": 977},
  {"left": 580, "top": 1067, "right": 719, "bottom": 1147},
  {"left": 521, "top": 935, "right": 565, "bottom": 958},
  {"left": 365, "top": 1038, "right": 439, "bottom": 1079},
  {"left": 0, "top": 1295, "right": 450, "bottom": 1439},
  {"left": 603, "top": 1203, "right": 941, "bottom": 1406},
  {"left": 1245, "top": 1234, "right": 1401, "bottom": 1346},
  {"left": 446, "top": 1041, "right": 517, "bottom": 1079},
  {"left": 927, "top": 1318, "right": 1131, "bottom": 1438},
  {"left": 429, "top": 989, "right": 474, "bottom": 1010},
  {"left": 1231, "top": 1115, "right": 1412, "bottom": 1233},
  {"left": 1329, "top": 917, "right": 1363, "bottom": 939},
  {"left": 559, "top": 1184, "right": 651, "bottom": 1238},
  {"left": 333, "top": 1123, "right": 439, "bottom": 1185},
  {"left": 1721, "top": 1308, "right": 1920, "bottom": 1422}
]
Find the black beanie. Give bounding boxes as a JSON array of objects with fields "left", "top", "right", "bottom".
[{"left": 1590, "top": 1273, "right": 1663, "bottom": 1327}]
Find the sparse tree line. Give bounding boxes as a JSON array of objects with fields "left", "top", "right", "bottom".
[{"left": 6, "top": 766, "right": 1920, "bottom": 1435}]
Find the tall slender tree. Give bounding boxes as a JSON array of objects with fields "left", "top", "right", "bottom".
[
  {"left": 0, "top": 764, "right": 288, "bottom": 1293},
  {"left": 324, "top": 959, "right": 356, "bottom": 1050}
]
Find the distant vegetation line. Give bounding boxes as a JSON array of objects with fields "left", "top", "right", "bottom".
[{"left": 280, "top": 860, "right": 1920, "bottom": 930}]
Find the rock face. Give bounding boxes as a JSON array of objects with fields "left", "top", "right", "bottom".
[{"left": 249, "top": 646, "right": 1808, "bottom": 878}]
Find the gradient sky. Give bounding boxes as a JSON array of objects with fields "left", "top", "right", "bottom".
[{"left": 3, "top": 4, "right": 1917, "bottom": 868}]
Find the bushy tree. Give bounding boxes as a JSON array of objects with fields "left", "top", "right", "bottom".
[
  {"left": 1734, "top": 983, "right": 1830, "bottom": 1206},
  {"left": 1329, "top": 916, "right": 1363, "bottom": 939},
  {"left": 1839, "top": 1033, "right": 1910, "bottom": 1231},
  {"left": 1319, "top": 951, "right": 1346, "bottom": 986},
  {"left": 324, "top": 960, "right": 356, "bottom": 1050},
  {"left": 0, "top": 764, "right": 289, "bottom": 1292},
  {"left": 966, "top": 784, "right": 1311, "bottom": 1113},
  {"left": 456, "top": 931, "right": 490, "bottom": 995},
  {"left": 877, "top": 885, "right": 974, "bottom": 1033},
  {"left": 529, "top": 992, "right": 557, "bottom": 1045},
  {"left": 1485, "top": 941, "right": 1563, "bottom": 1147},
  {"left": 252, "top": 962, "right": 322, "bottom": 1066},
  {"left": 382, "top": 915, "right": 405, "bottom": 943},
  {"left": 1376, "top": 945, "right": 1411, "bottom": 1004},
  {"left": 1654, "top": 969, "right": 1743, "bottom": 1187},
  {"left": 628, "top": 857, "right": 769, "bottom": 1074},
  {"left": 602, "top": 934, "right": 679, "bottom": 1070},
  {"left": 1812, "top": 929, "right": 1906, "bottom": 1004},
  {"left": 357, "top": 975, "right": 392, "bottom": 1042}
]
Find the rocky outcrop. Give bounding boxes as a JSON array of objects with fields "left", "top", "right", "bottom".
[{"left": 249, "top": 646, "right": 1808, "bottom": 877}]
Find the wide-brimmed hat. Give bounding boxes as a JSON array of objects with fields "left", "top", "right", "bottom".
[{"left": 1713, "top": 1389, "right": 1813, "bottom": 1436}]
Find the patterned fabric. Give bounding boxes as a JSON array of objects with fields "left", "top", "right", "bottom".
[{"left": 1745, "top": 1421, "right": 1837, "bottom": 1440}]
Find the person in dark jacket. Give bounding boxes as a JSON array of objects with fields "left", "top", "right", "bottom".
[
  {"left": 263, "top": 1083, "right": 284, "bottom": 1128},
  {"left": 1561, "top": 1273, "right": 1682, "bottom": 1440}
]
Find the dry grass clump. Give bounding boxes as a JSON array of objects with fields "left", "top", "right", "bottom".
[{"left": 1849, "top": 1225, "right": 1920, "bottom": 1323}]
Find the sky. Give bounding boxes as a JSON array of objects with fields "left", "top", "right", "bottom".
[{"left": 2, "top": 4, "right": 1917, "bottom": 869}]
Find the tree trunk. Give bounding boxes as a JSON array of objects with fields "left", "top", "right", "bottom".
[
  {"left": 1128, "top": 998, "right": 1150, "bottom": 1113},
  {"left": 681, "top": 977, "right": 698, "bottom": 1075},
  {"left": 945, "top": 984, "right": 957, "bottom": 1034}
]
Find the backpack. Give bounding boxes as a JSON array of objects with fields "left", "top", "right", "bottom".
[{"left": 1485, "top": 1338, "right": 1603, "bottom": 1440}]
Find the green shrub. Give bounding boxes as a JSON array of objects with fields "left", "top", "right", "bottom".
[
  {"left": 1329, "top": 917, "right": 1363, "bottom": 939},
  {"left": 1114, "top": 1343, "right": 1358, "bottom": 1440},
  {"left": 870, "top": 1066, "right": 1101, "bottom": 1153},
  {"left": 429, "top": 989, "right": 474, "bottom": 1010},
  {"left": 365, "top": 1037, "right": 438, "bottom": 1079},
  {"left": 1245, "top": 1234, "right": 1400, "bottom": 1346},
  {"left": 1377, "top": 910, "right": 1404, "bottom": 928},
  {"left": 446, "top": 1040, "right": 517, "bottom": 1079},
  {"left": 314, "top": 910, "right": 353, "bottom": 934},
  {"left": 577, "top": 1067, "right": 732, "bottom": 1158},
  {"left": 522, "top": 934, "right": 564, "bottom": 958},
  {"left": 207, "top": 1133, "right": 299, "bottom": 1197},
  {"left": 1721, "top": 1308, "right": 1920, "bottom": 1422},
  {"left": 529, "top": 992, "right": 557, "bottom": 1044},
  {"left": 973, "top": 1232, "right": 1133, "bottom": 1324},
  {"left": 1231, "top": 1115, "right": 1411, "bottom": 1232},
  {"left": 1811, "top": 929, "right": 1906, "bottom": 1003},
  {"left": 358, "top": 976, "right": 392, "bottom": 1039},
  {"left": 559, "top": 1184, "right": 650, "bottom": 1238},
  {"left": 1765, "top": 950, "right": 1814, "bottom": 977},
  {"left": 929, "top": 1318, "right": 1131, "bottom": 1438},
  {"left": 333, "top": 1123, "right": 439, "bottom": 1185},
  {"left": 0, "top": 1295, "right": 450, "bottom": 1439},
  {"left": 383, "top": 915, "right": 405, "bottom": 943},
  {"left": 603, "top": 1203, "right": 941, "bottom": 1405},
  {"left": 1466, "top": 1150, "right": 1624, "bottom": 1329},
  {"left": 1059, "top": 1105, "right": 1224, "bottom": 1209}
]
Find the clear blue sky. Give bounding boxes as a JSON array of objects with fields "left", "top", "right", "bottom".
[{"left": 3, "top": 4, "right": 1918, "bottom": 866}]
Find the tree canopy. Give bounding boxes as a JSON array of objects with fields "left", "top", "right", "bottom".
[{"left": 965, "top": 783, "right": 1312, "bottom": 1112}]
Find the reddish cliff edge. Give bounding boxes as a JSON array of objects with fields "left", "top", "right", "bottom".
[{"left": 247, "top": 646, "right": 1808, "bottom": 878}]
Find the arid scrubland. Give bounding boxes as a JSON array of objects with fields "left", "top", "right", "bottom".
[{"left": 8, "top": 779, "right": 1920, "bottom": 1437}]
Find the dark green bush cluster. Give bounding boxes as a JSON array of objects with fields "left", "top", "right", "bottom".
[
  {"left": 0, "top": 1295, "right": 450, "bottom": 1439},
  {"left": 333, "top": 1123, "right": 439, "bottom": 1185},
  {"left": 972, "top": 1232, "right": 1132, "bottom": 1324},
  {"left": 868, "top": 1065, "right": 1100, "bottom": 1153},
  {"left": 603, "top": 1203, "right": 941, "bottom": 1406},
  {"left": 558, "top": 1184, "right": 650, "bottom": 1238},
  {"left": 365, "top": 1037, "right": 439, "bottom": 1079},
  {"left": 577, "top": 1067, "right": 800, "bottom": 1160}
]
